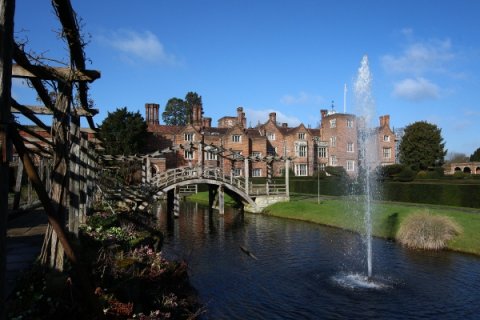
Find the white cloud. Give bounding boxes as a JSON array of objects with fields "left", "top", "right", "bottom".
[
  {"left": 280, "top": 91, "right": 324, "bottom": 106},
  {"left": 382, "top": 39, "right": 454, "bottom": 75},
  {"left": 393, "top": 77, "right": 440, "bottom": 101},
  {"left": 245, "top": 108, "right": 302, "bottom": 127},
  {"left": 98, "top": 29, "right": 180, "bottom": 66}
]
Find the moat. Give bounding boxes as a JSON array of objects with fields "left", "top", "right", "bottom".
[{"left": 155, "top": 201, "right": 480, "bottom": 319}]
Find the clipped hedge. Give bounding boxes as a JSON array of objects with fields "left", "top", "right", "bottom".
[{"left": 382, "top": 182, "right": 480, "bottom": 208}]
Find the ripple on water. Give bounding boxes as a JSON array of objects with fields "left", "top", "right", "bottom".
[{"left": 331, "top": 272, "right": 394, "bottom": 290}]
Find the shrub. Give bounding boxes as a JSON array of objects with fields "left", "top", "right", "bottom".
[
  {"left": 453, "top": 171, "right": 465, "bottom": 179},
  {"left": 395, "top": 167, "right": 416, "bottom": 182},
  {"left": 396, "top": 210, "right": 462, "bottom": 250}
]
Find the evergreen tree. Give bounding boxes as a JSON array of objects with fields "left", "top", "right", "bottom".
[
  {"left": 162, "top": 97, "right": 187, "bottom": 125},
  {"left": 99, "top": 107, "right": 148, "bottom": 155},
  {"left": 399, "top": 121, "right": 447, "bottom": 170},
  {"left": 185, "top": 91, "right": 202, "bottom": 123},
  {"left": 470, "top": 147, "right": 480, "bottom": 162}
]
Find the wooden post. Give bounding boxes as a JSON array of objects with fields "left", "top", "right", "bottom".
[
  {"left": 285, "top": 158, "right": 290, "bottom": 197},
  {"left": 68, "top": 114, "right": 81, "bottom": 234},
  {"left": 174, "top": 186, "right": 180, "bottom": 218},
  {"left": 218, "top": 184, "right": 225, "bottom": 215},
  {"left": 12, "top": 156, "right": 23, "bottom": 210},
  {"left": 244, "top": 158, "right": 249, "bottom": 195},
  {"left": 0, "top": 0, "right": 15, "bottom": 316}
]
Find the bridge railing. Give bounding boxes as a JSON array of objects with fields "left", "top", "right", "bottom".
[
  {"left": 249, "top": 183, "right": 287, "bottom": 196},
  {"left": 151, "top": 166, "right": 248, "bottom": 191}
]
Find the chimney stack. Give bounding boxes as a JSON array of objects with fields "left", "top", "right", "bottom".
[
  {"left": 145, "top": 103, "right": 160, "bottom": 125},
  {"left": 269, "top": 112, "right": 277, "bottom": 124},
  {"left": 203, "top": 117, "right": 212, "bottom": 128}
]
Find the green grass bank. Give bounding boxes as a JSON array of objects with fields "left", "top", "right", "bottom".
[{"left": 187, "top": 192, "right": 480, "bottom": 256}]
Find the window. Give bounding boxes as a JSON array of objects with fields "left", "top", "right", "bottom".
[
  {"left": 298, "top": 132, "right": 306, "bottom": 140},
  {"left": 330, "top": 155, "right": 337, "bottom": 166},
  {"left": 347, "top": 142, "right": 354, "bottom": 153},
  {"left": 267, "top": 132, "right": 276, "bottom": 140},
  {"left": 319, "top": 163, "right": 326, "bottom": 171},
  {"left": 383, "top": 147, "right": 391, "bottom": 159},
  {"left": 205, "top": 151, "right": 217, "bottom": 160},
  {"left": 347, "top": 160, "right": 355, "bottom": 172},
  {"left": 294, "top": 164, "right": 308, "bottom": 176},
  {"left": 252, "top": 168, "right": 262, "bottom": 177},
  {"left": 184, "top": 133, "right": 194, "bottom": 141},
  {"left": 184, "top": 150, "right": 194, "bottom": 160},
  {"left": 330, "top": 136, "right": 336, "bottom": 147},
  {"left": 347, "top": 119, "right": 353, "bottom": 128},
  {"left": 267, "top": 146, "right": 277, "bottom": 156},
  {"left": 232, "top": 134, "right": 242, "bottom": 142},
  {"left": 252, "top": 151, "right": 262, "bottom": 158},
  {"left": 233, "top": 168, "right": 242, "bottom": 177},
  {"left": 383, "top": 135, "right": 390, "bottom": 142},
  {"left": 330, "top": 119, "right": 336, "bottom": 128},
  {"left": 295, "top": 143, "right": 307, "bottom": 157},
  {"left": 318, "top": 147, "right": 327, "bottom": 158}
]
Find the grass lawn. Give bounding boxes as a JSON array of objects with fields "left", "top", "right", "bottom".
[{"left": 264, "top": 194, "right": 480, "bottom": 256}]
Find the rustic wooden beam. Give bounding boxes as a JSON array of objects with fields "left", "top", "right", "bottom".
[
  {"left": 12, "top": 63, "right": 100, "bottom": 82},
  {"left": 11, "top": 104, "right": 98, "bottom": 116},
  {"left": 0, "top": 0, "right": 15, "bottom": 316}
]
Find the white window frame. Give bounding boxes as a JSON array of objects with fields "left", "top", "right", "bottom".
[
  {"left": 330, "top": 136, "right": 336, "bottom": 147},
  {"left": 383, "top": 147, "right": 391, "bottom": 159},
  {"left": 267, "top": 132, "right": 276, "bottom": 140},
  {"left": 330, "top": 119, "right": 336, "bottom": 128},
  {"left": 318, "top": 147, "right": 327, "bottom": 158},
  {"left": 252, "top": 168, "right": 262, "bottom": 177},
  {"left": 384, "top": 135, "right": 390, "bottom": 142},
  {"left": 295, "top": 143, "right": 308, "bottom": 158},
  {"left": 205, "top": 151, "right": 217, "bottom": 160},
  {"left": 330, "top": 155, "right": 337, "bottom": 166},
  {"left": 233, "top": 168, "right": 242, "bottom": 177},
  {"left": 252, "top": 151, "right": 262, "bottom": 158},
  {"left": 347, "top": 160, "right": 355, "bottom": 172},
  {"left": 294, "top": 163, "right": 308, "bottom": 176},
  {"left": 347, "top": 142, "right": 354, "bottom": 153},
  {"left": 298, "top": 132, "right": 306, "bottom": 140},
  {"left": 184, "top": 150, "right": 194, "bottom": 160},
  {"left": 232, "top": 134, "right": 242, "bottom": 143},
  {"left": 184, "top": 133, "right": 195, "bottom": 142},
  {"left": 347, "top": 119, "right": 353, "bottom": 128}
]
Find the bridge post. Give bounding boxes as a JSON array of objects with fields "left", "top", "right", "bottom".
[
  {"left": 167, "top": 189, "right": 174, "bottom": 218},
  {"left": 174, "top": 186, "right": 180, "bottom": 217},
  {"left": 219, "top": 185, "right": 225, "bottom": 215},
  {"left": 208, "top": 185, "right": 216, "bottom": 209},
  {"left": 146, "top": 157, "right": 151, "bottom": 183},
  {"left": 244, "top": 158, "right": 249, "bottom": 195},
  {"left": 285, "top": 158, "right": 290, "bottom": 197}
]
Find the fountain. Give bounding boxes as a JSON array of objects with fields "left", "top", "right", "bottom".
[
  {"left": 332, "top": 55, "right": 383, "bottom": 289},
  {"left": 355, "top": 54, "right": 377, "bottom": 278}
]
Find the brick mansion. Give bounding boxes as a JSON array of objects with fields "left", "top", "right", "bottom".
[{"left": 145, "top": 103, "right": 396, "bottom": 178}]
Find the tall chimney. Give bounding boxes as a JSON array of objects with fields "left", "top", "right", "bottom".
[
  {"left": 320, "top": 109, "right": 328, "bottom": 119},
  {"left": 145, "top": 103, "right": 159, "bottom": 125},
  {"left": 384, "top": 115, "right": 390, "bottom": 127},
  {"left": 203, "top": 117, "right": 212, "bottom": 128},
  {"left": 269, "top": 112, "right": 277, "bottom": 124}
]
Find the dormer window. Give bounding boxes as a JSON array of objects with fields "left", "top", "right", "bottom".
[
  {"left": 267, "top": 132, "right": 276, "bottom": 140},
  {"left": 184, "top": 133, "right": 195, "bottom": 141},
  {"left": 232, "top": 134, "right": 242, "bottom": 143},
  {"left": 383, "top": 135, "right": 390, "bottom": 142},
  {"left": 298, "top": 132, "right": 306, "bottom": 140}
]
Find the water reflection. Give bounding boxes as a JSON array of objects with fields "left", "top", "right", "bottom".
[{"left": 154, "top": 201, "right": 480, "bottom": 320}]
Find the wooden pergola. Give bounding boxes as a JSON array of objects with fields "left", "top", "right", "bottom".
[{"left": 0, "top": 0, "right": 102, "bottom": 317}]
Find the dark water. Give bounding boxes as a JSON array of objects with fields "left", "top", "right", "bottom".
[{"left": 155, "top": 202, "right": 480, "bottom": 319}]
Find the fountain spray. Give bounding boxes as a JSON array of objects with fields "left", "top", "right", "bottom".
[{"left": 354, "top": 55, "right": 377, "bottom": 278}]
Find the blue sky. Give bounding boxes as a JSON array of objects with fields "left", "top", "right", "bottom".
[{"left": 12, "top": 0, "right": 480, "bottom": 155}]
